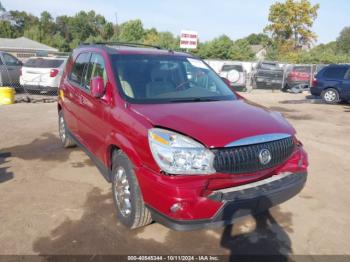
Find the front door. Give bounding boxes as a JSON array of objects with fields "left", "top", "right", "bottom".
[{"left": 76, "top": 52, "right": 110, "bottom": 163}]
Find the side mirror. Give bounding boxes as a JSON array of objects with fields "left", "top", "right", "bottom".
[
  {"left": 90, "top": 76, "right": 105, "bottom": 98},
  {"left": 221, "top": 77, "right": 231, "bottom": 87}
]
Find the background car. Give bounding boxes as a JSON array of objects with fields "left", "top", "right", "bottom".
[
  {"left": 283, "top": 65, "right": 312, "bottom": 91},
  {"left": 311, "top": 64, "right": 350, "bottom": 104},
  {"left": 219, "top": 63, "right": 246, "bottom": 91},
  {"left": 0, "top": 51, "right": 22, "bottom": 89},
  {"left": 252, "top": 61, "right": 284, "bottom": 89},
  {"left": 20, "top": 56, "right": 67, "bottom": 94}
]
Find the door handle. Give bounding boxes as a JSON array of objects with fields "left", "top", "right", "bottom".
[{"left": 80, "top": 96, "right": 86, "bottom": 105}]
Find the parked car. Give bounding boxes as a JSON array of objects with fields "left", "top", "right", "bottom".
[
  {"left": 58, "top": 43, "right": 308, "bottom": 230},
  {"left": 311, "top": 64, "right": 350, "bottom": 104},
  {"left": 20, "top": 57, "right": 67, "bottom": 94},
  {"left": 0, "top": 51, "right": 22, "bottom": 89},
  {"left": 283, "top": 65, "right": 312, "bottom": 91},
  {"left": 252, "top": 61, "right": 284, "bottom": 89},
  {"left": 219, "top": 63, "right": 246, "bottom": 91}
]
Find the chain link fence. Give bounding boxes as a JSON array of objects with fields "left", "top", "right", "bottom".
[
  {"left": 206, "top": 59, "right": 328, "bottom": 94},
  {"left": 0, "top": 53, "right": 69, "bottom": 103}
]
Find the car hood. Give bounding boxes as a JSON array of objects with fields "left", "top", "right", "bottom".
[{"left": 130, "top": 99, "right": 295, "bottom": 148}]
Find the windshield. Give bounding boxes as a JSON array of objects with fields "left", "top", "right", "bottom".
[{"left": 112, "top": 54, "right": 236, "bottom": 104}]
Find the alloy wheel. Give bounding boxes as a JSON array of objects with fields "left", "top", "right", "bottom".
[
  {"left": 59, "top": 116, "right": 66, "bottom": 143},
  {"left": 114, "top": 167, "right": 132, "bottom": 217}
]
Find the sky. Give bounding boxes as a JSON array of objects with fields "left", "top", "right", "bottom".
[{"left": 2, "top": 0, "right": 350, "bottom": 44}]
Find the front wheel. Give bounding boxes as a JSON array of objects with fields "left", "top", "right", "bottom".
[
  {"left": 111, "top": 151, "right": 152, "bottom": 229},
  {"left": 321, "top": 88, "right": 340, "bottom": 104}
]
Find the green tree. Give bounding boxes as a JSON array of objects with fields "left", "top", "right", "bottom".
[
  {"left": 0, "top": 21, "right": 13, "bottom": 37},
  {"left": 158, "top": 32, "right": 177, "bottom": 49},
  {"left": 264, "top": 0, "right": 319, "bottom": 48},
  {"left": 23, "top": 25, "right": 41, "bottom": 42},
  {"left": 102, "top": 22, "right": 114, "bottom": 40},
  {"left": 39, "top": 11, "right": 56, "bottom": 44},
  {"left": 118, "top": 19, "right": 144, "bottom": 42},
  {"left": 199, "top": 35, "right": 233, "bottom": 59},
  {"left": 10, "top": 11, "right": 39, "bottom": 37},
  {"left": 143, "top": 28, "right": 159, "bottom": 46},
  {"left": 337, "top": 27, "right": 350, "bottom": 54},
  {"left": 245, "top": 33, "right": 270, "bottom": 46},
  {"left": 230, "top": 39, "right": 255, "bottom": 61}
]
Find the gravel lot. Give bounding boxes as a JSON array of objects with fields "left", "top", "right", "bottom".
[{"left": 0, "top": 90, "right": 349, "bottom": 256}]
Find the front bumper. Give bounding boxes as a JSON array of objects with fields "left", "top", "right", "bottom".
[{"left": 148, "top": 172, "right": 307, "bottom": 231}]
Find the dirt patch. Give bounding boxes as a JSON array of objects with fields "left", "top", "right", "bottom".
[
  {"left": 285, "top": 114, "right": 313, "bottom": 121},
  {"left": 71, "top": 159, "right": 95, "bottom": 168},
  {"left": 269, "top": 106, "right": 297, "bottom": 113},
  {"left": 33, "top": 187, "right": 293, "bottom": 256},
  {"left": 279, "top": 99, "right": 324, "bottom": 105}
]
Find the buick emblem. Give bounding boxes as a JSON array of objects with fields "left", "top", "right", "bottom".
[{"left": 259, "top": 149, "right": 272, "bottom": 165}]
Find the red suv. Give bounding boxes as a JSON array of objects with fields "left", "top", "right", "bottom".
[{"left": 58, "top": 43, "right": 308, "bottom": 230}]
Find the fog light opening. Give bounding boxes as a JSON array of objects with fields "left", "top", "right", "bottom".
[{"left": 170, "top": 203, "right": 183, "bottom": 213}]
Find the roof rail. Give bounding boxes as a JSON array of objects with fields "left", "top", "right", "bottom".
[{"left": 80, "top": 41, "right": 162, "bottom": 50}]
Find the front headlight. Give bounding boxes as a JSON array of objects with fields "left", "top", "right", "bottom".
[{"left": 148, "top": 128, "right": 216, "bottom": 175}]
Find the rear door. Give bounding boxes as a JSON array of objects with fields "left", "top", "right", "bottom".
[
  {"left": 62, "top": 52, "right": 91, "bottom": 138},
  {"left": 76, "top": 52, "right": 110, "bottom": 162}
]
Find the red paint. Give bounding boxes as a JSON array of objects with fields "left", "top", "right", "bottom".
[
  {"left": 287, "top": 70, "right": 311, "bottom": 82},
  {"left": 58, "top": 46, "right": 308, "bottom": 222}
]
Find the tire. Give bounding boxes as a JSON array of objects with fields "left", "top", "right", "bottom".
[
  {"left": 321, "top": 88, "right": 340, "bottom": 104},
  {"left": 58, "top": 111, "right": 76, "bottom": 148},
  {"left": 111, "top": 151, "right": 152, "bottom": 229}
]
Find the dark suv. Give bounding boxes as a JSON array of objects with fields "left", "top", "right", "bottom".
[
  {"left": 58, "top": 43, "right": 308, "bottom": 230},
  {"left": 311, "top": 64, "right": 350, "bottom": 104}
]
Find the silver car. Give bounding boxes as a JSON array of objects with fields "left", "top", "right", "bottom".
[{"left": 0, "top": 52, "right": 22, "bottom": 89}]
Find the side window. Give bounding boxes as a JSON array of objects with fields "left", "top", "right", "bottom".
[
  {"left": 69, "top": 53, "right": 90, "bottom": 86},
  {"left": 0, "top": 56, "right": 3, "bottom": 65},
  {"left": 84, "top": 53, "right": 107, "bottom": 90},
  {"left": 3, "top": 53, "right": 19, "bottom": 66},
  {"left": 324, "top": 67, "right": 348, "bottom": 79}
]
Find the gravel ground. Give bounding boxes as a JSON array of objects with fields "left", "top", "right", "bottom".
[{"left": 0, "top": 90, "right": 349, "bottom": 257}]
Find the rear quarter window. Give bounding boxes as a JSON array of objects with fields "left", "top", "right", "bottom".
[{"left": 323, "top": 67, "right": 348, "bottom": 79}]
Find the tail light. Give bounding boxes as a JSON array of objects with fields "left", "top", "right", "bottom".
[
  {"left": 50, "top": 69, "right": 59, "bottom": 78},
  {"left": 311, "top": 78, "right": 317, "bottom": 87}
]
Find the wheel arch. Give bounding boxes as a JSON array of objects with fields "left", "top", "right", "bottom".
[{"left": 105, "top": 133, "right": 143, "bottom": 178}]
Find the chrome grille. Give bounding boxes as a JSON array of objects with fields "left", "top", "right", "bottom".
[{"left": 212, "top": 136, "right": 295, "bottom": 174}]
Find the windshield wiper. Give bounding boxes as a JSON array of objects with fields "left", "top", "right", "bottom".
[{"left": 169, "top": 97, "right": 220, "bottom": 103}]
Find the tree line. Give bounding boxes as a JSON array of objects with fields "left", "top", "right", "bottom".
[{"left": 0, "top": 0, "right": 349, "bottom": 64}]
